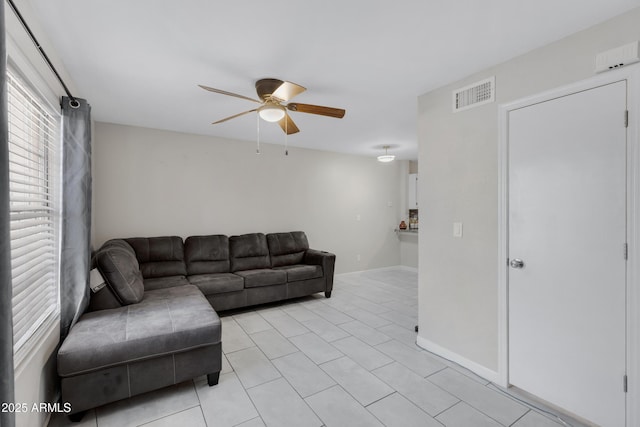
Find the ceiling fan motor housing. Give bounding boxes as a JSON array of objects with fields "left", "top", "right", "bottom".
[{"left": 255, "top": 78, "right": 285, "bottom": 101}]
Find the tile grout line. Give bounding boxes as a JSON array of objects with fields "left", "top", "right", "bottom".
[
  {"left": 134, "top": 405, "right": 205, "bottom": 427},
  {"left": 425, "top": 368, "right": 527, "bottom": 427},
  {"left": 190, "top": 379, "right": 207, "bottom": 427},
  {"left": 508, "top": 409, "right": 532, "bottom": 427},
  {"left": 432, "top": 400, "right": 466, "bottom": 422},
  {"left": 316, "top": 355, "right": 397, "bottom": 413},
  {"left": 245, "top": 373, "right": 324, "bottom": 426}
]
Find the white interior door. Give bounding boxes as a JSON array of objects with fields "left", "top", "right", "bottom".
[{"left": 508, "top": 81, "right": 627, "bottom": 426}]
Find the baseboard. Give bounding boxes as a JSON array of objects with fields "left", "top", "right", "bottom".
[
  {"left": 396, "top": 265, "right": 418, "bottom": 273},
  {"left": 337, "top": 265, "right": 418, "bottom": 278},
  {"left": 416, "top": 335, "right": 501, "bottom": 384}
]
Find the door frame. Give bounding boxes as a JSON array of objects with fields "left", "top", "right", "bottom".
[{"left": 497, "top": 65, "right": 640, "bottom": 425}]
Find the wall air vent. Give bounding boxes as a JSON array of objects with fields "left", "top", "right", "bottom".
[
  {"left": 453, "top": 76, "right": 495, "bottom": 113},
  {"left": 595, "top": 41, "right": 640, "bottom": 73}
]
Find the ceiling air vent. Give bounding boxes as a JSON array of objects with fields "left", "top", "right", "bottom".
[{"left": 452, "top": 76, "right": 495, "bottom": 113}]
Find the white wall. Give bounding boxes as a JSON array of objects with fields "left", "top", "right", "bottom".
[
  {"left": 93, "top": 122, "right": 405, "bottom": 274},
  {"left": 417, "top": 7, "right": 640, "bottom": 373},
  {"left": 399, "top": 233, "right": 418, "bottom": 268},
  {"left": 13, "top": 322, "right": 59, "bottom": 427}
]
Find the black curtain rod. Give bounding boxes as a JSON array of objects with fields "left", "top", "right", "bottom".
[{"left": 6, "top": 0, "right": 79, "bottom": 108}]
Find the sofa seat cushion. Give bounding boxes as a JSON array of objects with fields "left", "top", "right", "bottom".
[
  {"left": 274, "top": 264, "right": 323, "bottom": 282},
  {"left": 143, "top": 275, "right": 189, "bottom": 291},
  {"left": 58, "top": 285, "right": 220, "bottom": 378},
  {"left": 234, "top": 269, "right": 286, "bottom": 288},
  {"left": 188, "top": 273, "right": 244, "bottom": 294}
]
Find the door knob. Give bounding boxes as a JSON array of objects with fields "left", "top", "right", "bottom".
[{"left": 510, "top": 259, "right": 524, "bottom": 269}]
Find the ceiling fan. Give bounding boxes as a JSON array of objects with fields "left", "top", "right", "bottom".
[{"left": 199, "top": 78, "right": 345, "bottom": 135}]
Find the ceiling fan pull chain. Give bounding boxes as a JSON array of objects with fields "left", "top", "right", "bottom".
[
  {"left": 256, "top": 113, "right": 261, "bottom": 154},
  {"left": 285, "top": 118, "right": 289, "bottom": 156}
]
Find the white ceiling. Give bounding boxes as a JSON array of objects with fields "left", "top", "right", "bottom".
[{"left": 25, "top": 0, "right": 640, "bottom": 160}]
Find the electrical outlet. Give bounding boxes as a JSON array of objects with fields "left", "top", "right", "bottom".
[
  {"left": 357, "top": 254, "right": 361, "bottom": 262},
  {"left": 453, "top": 222, "right": 463, "bottom": 238}
]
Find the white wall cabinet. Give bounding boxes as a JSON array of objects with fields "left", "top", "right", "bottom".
[{"left": 408, "top": 173, "right": 418, "bottom": 209}]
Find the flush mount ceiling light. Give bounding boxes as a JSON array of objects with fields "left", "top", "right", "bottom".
[
  {"left": 377, "top": 145, "right": 395, "bottom": 162},
  {"left": 258, "top": 103, "right": 286, "bottom": 122}
]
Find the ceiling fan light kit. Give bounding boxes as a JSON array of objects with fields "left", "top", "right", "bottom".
[
  {"left": 258, "top": 103, "right": 285, "bottom": 122},
  {"left": 378, "top": 145, "right": 395, "bottom": 163},
  {"left": 199, "top": 78, "right": 346, "bottom": 135}
]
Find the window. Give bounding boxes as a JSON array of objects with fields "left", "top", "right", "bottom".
[{"left": 7, "top": 67, "right": 62, "bottom": 359}]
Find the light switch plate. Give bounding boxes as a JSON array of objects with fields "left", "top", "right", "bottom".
[{"left": 453, "top": 222, "right": 463, "bottom": 238}]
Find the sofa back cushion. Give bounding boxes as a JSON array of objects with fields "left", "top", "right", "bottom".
[
  {"left": 94, "top": 239, "right": 144, "bottom": 305},
  {"left": 125, "top": 236, "right": 187, "bottom": 278},
  {"left": 184, "top": 235, "right": 230, "bottom": 275},
  {"left": 229, "top": 233, "right": 270, "bottom": 272},
  {"left": 267, "top": 232, "right": 310, "bottom": 267}
]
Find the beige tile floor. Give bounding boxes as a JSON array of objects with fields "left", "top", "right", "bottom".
[{"left": 49, "top": 268, "right": 585, "bottom": 427}]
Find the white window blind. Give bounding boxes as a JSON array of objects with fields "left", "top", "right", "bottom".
[{"left": 7, "top": 67, "right": 61, "bottom": 355}]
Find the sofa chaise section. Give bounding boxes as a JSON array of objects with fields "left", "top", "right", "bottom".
[
  {"left": 58, "top": 286, "right": 221, "bottom": 415},
  {"left": 58, "top": 240, "right": 221, "bottom": 419}
]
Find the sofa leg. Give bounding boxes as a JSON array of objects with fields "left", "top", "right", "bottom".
[
  {"left": 207, "top": 372, "right": 220, "bottom": 386},
  {"left": 325, "top": 291, "right": 332, "bottom": 298},
  {"left": 69, "top": 411, "right": 87, "bottom": 422}
]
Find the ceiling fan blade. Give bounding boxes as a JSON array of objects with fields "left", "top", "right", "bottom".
[
  {"left": 278, "top": 113, "right": 300, "bottom": 135},
  {"left": 271, "top": 81, "right": 307, "bottom": 102},
  {"left": 199, "top": 85, "right": 262, "bottom": 103},
  {"left": 212, "top": 109, "right": 257, "bottom": 124},
  {"left": 287, "top": 103, "right": 345, "bottom": 118}
]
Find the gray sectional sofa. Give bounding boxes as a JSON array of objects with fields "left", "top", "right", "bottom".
[{"left": 57, "top": 231, "right": 335, "bottom": 420}]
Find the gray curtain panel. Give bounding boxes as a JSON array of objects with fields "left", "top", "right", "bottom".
[
  {"left": 59, "top": 96, "right": 92, "bottom": 339},
  {"left": 0, "top": 3, "right": 16, "bottom": 426}
]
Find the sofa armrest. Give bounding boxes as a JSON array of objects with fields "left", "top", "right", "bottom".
[{"left": 304, "top": 249, "right": 336, "bottom": 294}]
